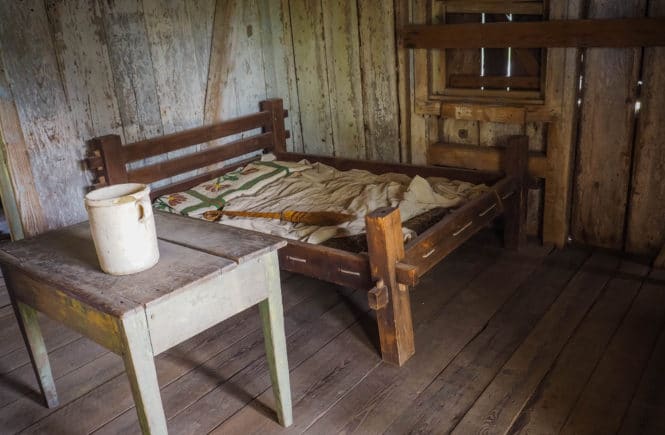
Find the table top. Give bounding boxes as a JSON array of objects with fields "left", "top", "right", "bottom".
[{"left": 0, "top": 212, "right": 286, "bottom": 317}]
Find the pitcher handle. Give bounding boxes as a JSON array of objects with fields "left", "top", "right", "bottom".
[{"left": 136, "top": 200, "right": 152, "bottom": 223}]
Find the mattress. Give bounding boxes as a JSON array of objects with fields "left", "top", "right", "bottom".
[{"left": 153, "top": 155, "right": 488, "bottom": 245}]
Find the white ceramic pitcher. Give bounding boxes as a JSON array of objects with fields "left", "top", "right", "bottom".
[{"left": 84, "top": 183, "right": 160, "bottom": 275}]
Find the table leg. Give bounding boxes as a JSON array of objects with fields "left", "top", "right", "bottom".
[
  {"left": 258, "top": 253, "right": 293, "bottom": 427},
  {"left": 11, "top": 299, "right": 59, "bottom": 408},
  {"left": 120, "top": 311, "right": 168, "bottom": 435}
]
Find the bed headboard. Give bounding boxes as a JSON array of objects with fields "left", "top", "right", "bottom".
[{"left": 85, "top": 99, "right": 289, "bottom": 200}]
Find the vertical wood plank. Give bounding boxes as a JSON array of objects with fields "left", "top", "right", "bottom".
[
  {"left": 542, "top": 0, "right": 584, "bottom": 247},
  {"left": 504, "top": 136, "right": 529, "bottom": 249},
  {"left": 143, "top": 0, "right": 209, "bottom": 170},
  {"left": 205, "top": 0, "right": 269, "bottom": 151},
  {"left": 185, "top": 0, "right": 217, "bottom": 92},
  {"left": 0, "top": 1, "right": 89, "bottom": 229},
  {"left": 358, "top": 0, "right": 400, "bottom": 162},
  {"left": 625, "top": 0, "right": 665, "bottom": 256},
  {"left": 259, "top": 0, "right": 303, "bottom": 152},
  {"left": 46, "top": 0, "right": 124, "bottom": 141},
  {"left": 257, "top": 252, "right": 293, "bottom": 427},
  {"left": 0, "top": 56, "right": 47, "bottom": 238},
  {"left": 289, "top": 0, "right": 334, "bottom": 155},
  {"left": 100, "top": 0, "right": 164, "bottom": 146},
  {"left": 571, "top": 0, "right": 647, "bottom": 249},
  {"left": 395, "top": 0, "right": 411, "bottom": 163},
  {"left": 322, "top": 0, "right": 365, "bottom": 159},
  {"left": 410, "top": 0, "right": 429, "bottom": 165}
]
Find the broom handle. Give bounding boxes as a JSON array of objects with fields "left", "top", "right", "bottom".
[
  {"left": 219, "top": 210, "right": 283, "bottom": 220},
  {"left": 202, "top": 209, "right": 355, "bottom": 225}
]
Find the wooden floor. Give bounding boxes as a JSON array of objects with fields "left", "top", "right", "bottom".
[{"left": 1, "top": 231, "right": 665, "bottom": 434}]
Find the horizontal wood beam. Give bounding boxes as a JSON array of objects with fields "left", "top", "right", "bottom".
[
  {"left": 442, "top": 103, "right": 524, "bottom": 124},
  {"left": 428, "top": 142, "right": 547, "bottom": 180},
  {"left": 121, "top": 111, "right": 272, "bottom": 163},
  {"left": 448, "top": 75, "right": 540, "bottom": 90},
  {"left": 127, "top": 133, "right": 272, "bottom": 184},
  {"left": 416, "top": 100, "right": 557, "bottom": 121},
  {"left": 441, "top": 1, "right": 543, "bottom": 15},
  {"left": 401, "top": 18, "right": 665, "bottom": 49}
]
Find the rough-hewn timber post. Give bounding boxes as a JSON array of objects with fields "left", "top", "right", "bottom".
[
  {"left": 503, "top": 135, "right": 529, "bottom": 250},
  {"left": 260, "top": 99, "right": 287, "bottom": 155},
  {"left": 365, "top": 206, "right": 415, "bottom": 366}
]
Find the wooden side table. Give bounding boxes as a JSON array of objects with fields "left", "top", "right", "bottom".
[{"left": 0, "top": 212, "right": 291, "bottom": 434}]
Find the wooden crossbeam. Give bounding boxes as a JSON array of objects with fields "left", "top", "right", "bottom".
[
  {"left": 401, "top": 18, "right": 665, "bottom": 49},
  {"left": 441, "top": 1, "right": 543, "bottom": 15},
  {"left": 448, "top": 75, "right": 540, "bottom": 90},
  {"left": 428, "top": 142, "right": 547, "bottom": 180}
]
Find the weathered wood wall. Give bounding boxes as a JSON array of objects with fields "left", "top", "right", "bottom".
[
  {"left": 572, "top": 0, "right": 665, "bottom": 257},
  {"left": 0, "top": 0, "right": 400, "bottom": 235}
]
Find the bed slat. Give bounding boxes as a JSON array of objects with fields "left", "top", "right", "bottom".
[
  {"left": 121, "top": 111, "right": 273, "bottom": 163},
  {"left": 127, "top": 133, "right": 273, "bottom": 185}
]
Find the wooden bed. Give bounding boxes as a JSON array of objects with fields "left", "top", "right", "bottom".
[{"left": 86, "top": 99, "right": 529, "bottom": 366}]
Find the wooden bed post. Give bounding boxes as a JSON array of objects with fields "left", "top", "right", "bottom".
[
  {"left": 365, "top": 207, "right": 415, "bottom": 366},
  {"left": 503, "top": 135, "right": 529, "bottom": 250},
  {"left": 261, "top": 99, "right": 287, "bottom": 154},
  {"left": 90, "top": 134, "right": 128, "bottom": 185}
]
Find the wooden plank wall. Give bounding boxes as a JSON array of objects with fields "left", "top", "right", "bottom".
[
  {"left": 288, "top": 0, "right": 400, "bottom": 160},
  {"left": 405, "top": 0, "right": 665, "bottom": 256},
  {"left": 0, "top": 1, "right": 400, "bottom": 233},
  {"left": 572, "top": 0, "right": 665, "bottom": 257},
  {"left": 625, "top": 0, "right": 665, "bottom": 256}
]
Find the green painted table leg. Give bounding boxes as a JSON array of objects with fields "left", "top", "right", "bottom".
[
  {"left": 120, "top": 311, "right": 168, "bottom": 435},
  {"left": 258, "top": 252, "right": 293, "bottom": 427},
  {"left": 12, "top": 300, "right": 59, "bottom": 408}
]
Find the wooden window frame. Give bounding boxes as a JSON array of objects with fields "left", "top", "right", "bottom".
[{"left": 414, "top": 0, "right": 547, "bottom": 114}]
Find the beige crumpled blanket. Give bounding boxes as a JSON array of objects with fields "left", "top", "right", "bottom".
[{"left": 210, "top": 155, "right": 487, "bottom": 244}]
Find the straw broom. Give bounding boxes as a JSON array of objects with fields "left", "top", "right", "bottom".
[{"left": 202, "top": 209, "right": 356, "bottom": 226}]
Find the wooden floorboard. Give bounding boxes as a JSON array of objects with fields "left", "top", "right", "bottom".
[
  {"left": 506, "top": 260, "right": 648, "bottom": 434},
  {"left": 1, "top": 233, "right": 664, "bottom": 434},
  {"left": 452, "top": 249, "right": 626, "bottom": 435},
  {"left": 0, "top": 285, "right": 9, "bottom": 309},
  {"left": 618, "top": 273, "right": 665, "bottom": 434},
  {"left": 557, "top": 266, "right": 665, "bottom": 435},
  {"left": 0, "top": 316, "right": 81, "bottom": 374},
  {"left": 302, "top": 243, "right": 553, "bottom": 435},
  {"left": 383, "top": 246, "right": 586, "bottom": 434}
]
